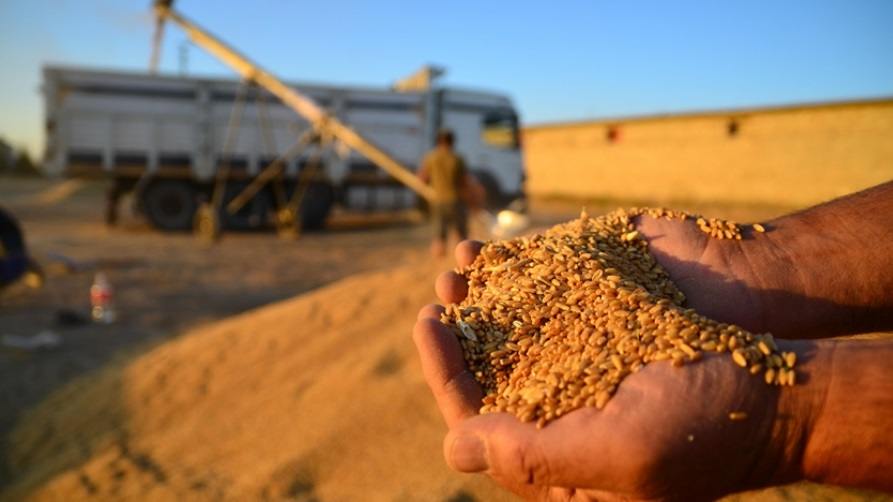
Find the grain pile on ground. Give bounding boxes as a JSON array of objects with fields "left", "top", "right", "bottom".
[
  {"left": 1, "top": 259, "right": 517, "bottom": 502},
  {"left": 441, "top": 208, "right": 796, "bottom": 427}
]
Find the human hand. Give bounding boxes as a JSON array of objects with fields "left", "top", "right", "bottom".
[
  {"left": 631, "top": 215, "right": 770, "bottom": 336},
  {"left": 635, "top": 180, "right": 893, "bottom": 339},
  {"left": 413, "top": 241, "right": 812, "bottom": 502}
]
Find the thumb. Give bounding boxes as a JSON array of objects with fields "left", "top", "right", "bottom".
[
  {"left": 443, "top": 408, "right": 638, "bottom": 493},
  {"left": 443, "top": 413, "right": 578, "bottom": 488}
]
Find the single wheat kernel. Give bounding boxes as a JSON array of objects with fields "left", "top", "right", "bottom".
[
  {"left": 777, "top": 368, "right": 789, "bottom": 386},
  {"left": 729, "top": 412, "right": 748, "bottom": 421},
  {"left": 753, "top": 223, "right": 766, "bottom": 233},
  {"left": 679, "top": 342, "right": 697, "bottom": 358},
  {"left": 783, "top": 351, "right": 797, "bottom": 368},
  {"left": 457, "top": 320, "right": 477, "bottom": 341},
  {"left": 728, "top": 337, "right": 740, "bottom": 350},
  {"left": 595, "top": 391, "right": 611, "bottom": 409}
]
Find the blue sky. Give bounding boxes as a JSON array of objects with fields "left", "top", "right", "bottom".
[{"left": 1, "top": 0, "right": 892, "bottom": 158}]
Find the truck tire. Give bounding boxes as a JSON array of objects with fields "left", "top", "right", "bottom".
[
  {"left": 219, "top": 182, "right": 271, "bottom": 231},
  {"left": 297, "top": 182, "right": 334, "bottom": 230},
  {"left": 142, "top": 180, "right": 197, "bottom": 231}
]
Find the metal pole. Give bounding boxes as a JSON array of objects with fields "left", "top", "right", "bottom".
[{"left": 154, "top": 3, "right": 436, "bottom": 203}]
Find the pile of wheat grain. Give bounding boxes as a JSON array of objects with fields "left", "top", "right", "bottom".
[{"left": 441, "top": 208, "right": 795, "bottom": 427}]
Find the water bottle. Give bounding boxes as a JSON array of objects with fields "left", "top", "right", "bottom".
[{"left": 90, "top": 272, "right": 116, "bottom": 323}]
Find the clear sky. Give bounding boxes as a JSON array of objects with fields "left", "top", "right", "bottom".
[{"left": 1, "top": 0, "right": 892, "bottom": 159}]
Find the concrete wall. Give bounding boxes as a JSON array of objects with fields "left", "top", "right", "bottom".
[{"left": 522, "top": 98, "right": 893, "bottom": 208}]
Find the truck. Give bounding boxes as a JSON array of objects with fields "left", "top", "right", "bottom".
[{"left": 42, "top": 64, "right": 525, "bottom": 232}]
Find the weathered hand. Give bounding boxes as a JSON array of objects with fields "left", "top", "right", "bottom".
[
  {"left": 418, "top": 180, "right": 893, "bottom": 500},
  {"left": 636, "top": 181, "right": 893, "bottom": 339},
  {"left": 413, "top": 241, "right": 810, "bottom": 501},
  {"left": 631, "top": 215, "right": 767, "bottom": 335}
]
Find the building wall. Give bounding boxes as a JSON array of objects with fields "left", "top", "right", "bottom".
[{"left": 521, "top": 99, "right": 893, "bottom": 208}]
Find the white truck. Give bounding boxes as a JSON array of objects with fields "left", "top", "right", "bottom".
[{"left": 42, "top": 65, "right": 525, "bottom": 231}]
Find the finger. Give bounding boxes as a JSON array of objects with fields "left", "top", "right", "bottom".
[
  {"left": 443, "top": 415, "right": 533, "bottom": 500},
  {"left": 442, "top": 408, "right": 632, "bottom": 491},
  {"left": 444, "top": 414, "right": 551, "bottom": 476},
  {"left": 434, "top": 240, "right": 483, "bottom": 305},
  {"left": 435, "top": 270, "right": 468, "bottom": 305},
  {"left": 417, "top": 303, "right": 445, "bottom": 321},
  {"left": 412, "top": 316, "right": 483, "bottom": 428},
  {"left": 633, "top": 213, "right": 706, "bottom": 264},
  {"left": 455, "top": 240, "right": 484, "bottom": 267}
]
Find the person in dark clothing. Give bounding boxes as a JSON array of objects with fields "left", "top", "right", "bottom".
[
  {"left": 0, "top": 206, "right": 28, "bottom": 287},
  {"left": 0, "top": 206, "right": 41, "bottom": 289}
]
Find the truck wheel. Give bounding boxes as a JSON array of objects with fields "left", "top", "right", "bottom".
[
  {"left": 298, "top": 183, "right": 333, "bottom": 230},
  {"left": 219, "top": 182, "right": 271, "bottom": 231},
  {"left": 142, "top": 180, "right": 197, "bottom": 231}
]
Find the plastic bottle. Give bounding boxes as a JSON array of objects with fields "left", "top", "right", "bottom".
[{"left": 90, "top": 272, "right": 116, "bottom": 323}]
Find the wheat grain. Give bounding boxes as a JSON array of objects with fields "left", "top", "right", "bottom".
[{"left": 440, "top": 208, "right": 794, "bottom": 427}]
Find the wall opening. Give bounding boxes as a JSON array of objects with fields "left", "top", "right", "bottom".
[{"left": 727, "top": 119, "right": 740, "bottom": 138}]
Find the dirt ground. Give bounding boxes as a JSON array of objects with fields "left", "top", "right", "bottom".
[
  {"left": 0, "top": 177, "right": 582, "bottom": 493},
  {"left": 1, "top": 177, "right": 888, "bottom": 502},
  {"left": 0, "top": 178, "right": 788, "bottom": 449},
  {"left": 0, "top": 180, "right": 402, "bottom": 476}
]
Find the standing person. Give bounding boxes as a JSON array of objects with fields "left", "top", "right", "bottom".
[{"left": 417, "top": 129, "right": 470, "bottom": 258}]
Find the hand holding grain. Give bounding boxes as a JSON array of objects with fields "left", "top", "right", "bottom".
[
  {"left": 417, "top": 241, "right": 815, "bottom": 502},
  {"left": 415, "top": 181, "right": 893, "bottom": 500},
  {"left": 637, "top": 182, "right": 893, "bottom": 339}
]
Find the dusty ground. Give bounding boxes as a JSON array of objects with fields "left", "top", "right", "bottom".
[
  {"left": 0, "top": 177, "right": 888, "bottom": 501},
  {"left": 0, "top": 179, "right": 434, "bottom": 482},
  {"left": 0, "top": 177, "right": 580, "bottom": 499}
]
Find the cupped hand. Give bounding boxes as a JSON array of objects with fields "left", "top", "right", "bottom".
[
  {"left": 414, "top": 240, "right": 799, "bottom": 501},
  {"left": 631, "top": 215, "right": 769, "bottom": 334}
]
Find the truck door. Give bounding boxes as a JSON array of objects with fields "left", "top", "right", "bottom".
[{"left": 440, "top": 96, "right": 524, "bottom": 209}]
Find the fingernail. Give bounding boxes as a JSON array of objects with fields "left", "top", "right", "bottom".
[{"left": 450, "top": 434, "right": 489, "bottom": 472}]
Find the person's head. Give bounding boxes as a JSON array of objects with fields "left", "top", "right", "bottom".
[{"left": 436, "top": 129, "right": 455, "bottom": 148}]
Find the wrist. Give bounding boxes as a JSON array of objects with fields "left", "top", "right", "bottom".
[
  {"left": 745, "top": 203, "right": 893, "bottom": 338},
  {"left": 801, "top": 337, "right": 893, "bottom": 493},
  {"left": 634, "top": 214, "right": 777, "bottom": 334},
  {"left": 741, "top": 339, "right": 830, "bottom": 490}
]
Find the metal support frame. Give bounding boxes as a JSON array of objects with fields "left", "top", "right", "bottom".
[
  {"left": 153, "top": 2, "right": 436, "bottom": 204},
  {"left": 196, "top": 79, "right": 332, "bottom": 242}
]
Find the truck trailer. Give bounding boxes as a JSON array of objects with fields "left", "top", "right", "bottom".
[{"left": 42, "top": 65, "right": 525, "bottom": 231}]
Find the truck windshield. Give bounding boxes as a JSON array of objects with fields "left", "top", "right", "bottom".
[{"left": 481, "top": 112, "right": 520, "bottom": 150}]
